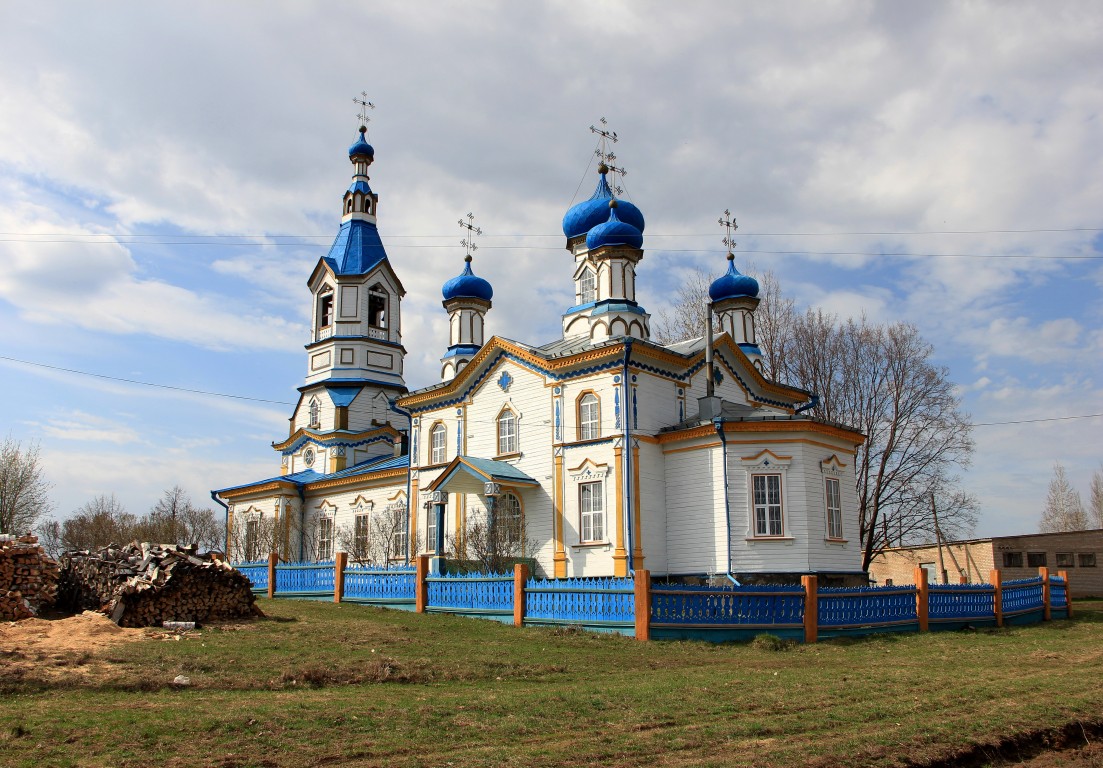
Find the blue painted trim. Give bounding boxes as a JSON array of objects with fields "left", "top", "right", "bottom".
[
  {"left": 442, "top": 344, "right": 481, "bottom": 359},
  {"left": 298, "top": 378, "right": 406, "bottom": 393},
  {"left": 279, "top": 432, "right": 395, "bottom": 457}
]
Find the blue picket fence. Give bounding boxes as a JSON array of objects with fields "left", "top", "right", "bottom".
[
  {"left": 427, "top": 572, "right": 515, "bottom": 621},
  {"left": 343, "top": 567, "right": 416, "bottom": 608},
  {"left": 650, "top": 583, "right": 805, "bottom": 641},
  {"left": 525, "top": 577, "right": 635, "bottom": 632},
  {"left": 235, "top": 559, "right": 1072, "bottom": 643},
  {"left": 817, "top": 585, "right": 919, "bottom": 636},
  {"left": 235, "top": 561, "right": 269, "bottom": 593},
  {"left": 1002, "top": 576, "right": 1045, "bottom": 623},
  {"left": 1050, "top": 575, "right": 1069, "bottom": 613},
  {"left": 275, "top": 562, "right": 335, "bottom": 598},
  {"left": 928, "top": 583, "right": 996, "bottom": 626}
]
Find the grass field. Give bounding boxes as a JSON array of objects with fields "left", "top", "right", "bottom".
[{"left": 1, "top": 598, "right": 1101, "bottom": 767}]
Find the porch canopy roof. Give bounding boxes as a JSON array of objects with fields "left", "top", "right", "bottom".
[{"left": 424, "top": 455, "right": 539, "bottom": 496}]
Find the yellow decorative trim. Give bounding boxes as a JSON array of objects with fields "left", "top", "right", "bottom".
[
  {"left": 304, "top": 467, "right": 408, "bottom": 492},
  {"left": 567, "top": 458, "right": 610, "bottom": 474},
  {"left": 631, "top": 443, "right": 644, "bottom": 568},
  {"left": 409, "top": 478, "right": 419, "bottom": 561},
  {"left": 272, "top": 424, "right": 402, "bottom": 452},
  {"left": 613, "top": 446, "right": 627, "bottom": 577},
  {"left": 553, "top": 452, "right": 566, "bottom": 578},
  {"left": 218, "top": 480, "right": 301, "bottom": 500},
  {"left": 662, "top": 441, "right": 722, "bottom": 455},
  {"left": 741, "top": 448, "right": 793, "bottom": 463}
]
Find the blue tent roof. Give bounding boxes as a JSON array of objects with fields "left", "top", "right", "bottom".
[{"left": 325, "top": 219, "right": 389, "bottom": 275}]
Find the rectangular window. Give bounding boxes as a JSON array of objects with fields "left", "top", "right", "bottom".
[
  {"left": 579, "top": 395, "right": 600, "bottom": 441},
  {"left": 1026, "top": 552, "right": 1047, "bottom": 568},
  {"left": 752, "top": 474, "right": 783, "bottom": 536},
  {"left": 580, "top": 269, "right": 596, "bottom": 304},
  {"left": 390, "top": 505, "right": 408, "bottom": 560},
  {"left": 579, "top": 482, "right": 604, "bottom": 542},
  {"left": 430, "top": 425, "right": 446, "bottom": 464},
  {"left": 426, "top": 504, "right": 439, "bottom": 554},
  {"left": 498, "top": 411, "right": 517, "bottom": 455},
  {"left": 317, "top": 517, "right": 334, "bottom": 561},
  {"left": 354, "top": 514, "right": 370, "bottom": 556},
  {"left": 244, "top": 519, "right": 259, "bottom": 562},
  {"left": 1002, "top": 552, "right": 1023, "bottom": 568},
  {"left": 824, "top": 477, "right": 843, "bottom": 539},
  {"left": 1078, "top": 553, "right": 1097, "bottom": 568},
  {"left": 319, "top": 294, "right": 334, "bottom": 327}
]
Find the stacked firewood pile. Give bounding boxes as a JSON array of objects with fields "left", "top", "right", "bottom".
[
  {"left": 58, "top": 542, "right": 260, "bottom": 627},
  {"left": 0, "top": 534, "right": 59, "bottom": 620}
]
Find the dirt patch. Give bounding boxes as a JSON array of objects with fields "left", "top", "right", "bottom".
[
  {"left": 0, "top": 610, "right": 150, "bottom": 689},
  {"left": 915, "top": 720, "right": 1103, "bottom": 767}
]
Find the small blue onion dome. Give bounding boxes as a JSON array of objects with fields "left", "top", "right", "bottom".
[
  {"left": 349, "top": 126, "right": 375, "bottom": 159},
  {"left": 586, "top": 201, "right": 644, "bottom": 250},
  {"left": 561, "top": 168, "right": 645, "bottom": 238},
  {"left": 442, "top": 257, "right": 493, "bottom": 302},
  {"left": 709, "top": 256, "right": 760, "bottom": 301}
]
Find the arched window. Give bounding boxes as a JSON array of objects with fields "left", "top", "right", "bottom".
[
  {"left": 578, "top": 393, "right": 600, "bottom": 441},
  {"left": 430, "top": 423, "right": 447, "bottom": 464},
  {"left": 497, "top": 408, "right": 517, "bottom": 455},
  {"left": 368, "top": 283, "right": 388, "bottom": 329},
  {"left": 308, "top": 397, "right": 320, "bottom": 428},
  {"left": 579, "top": 268, "right": 597, "bottom": 304},
  {"left": 498, "top": 492, "right": 523, "bottom": 549}
]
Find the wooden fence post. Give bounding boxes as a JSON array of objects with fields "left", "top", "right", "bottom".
[
  {"left": 990, "top": 569, "right": 1003, "bottom": 627},
  {"left": 267, "top": 551, "right": 278, "bottom": 599},
  {"left": 415, "top": 554, "right": 430, "bottom": 613},
  {"left": 634, "top": 569, "right": 651, "bottom": 641},
  {"left": 802, "top": 575, "right": 818, "bottom": 644},
  {"left": 1039, "top": 566, "right": 1050, "bottom": 621},
  {"left": 914, "top": 566, "right": 929, "bottom": 632},
  {"left": 513, "top": 563, "right": 529, "bottom": 627},
  {"left": 1058, "top": 570, "right": 1072, "bottom": 617},
  {"left": 334, "top": 551, "right": 348, "bottom": 604}
]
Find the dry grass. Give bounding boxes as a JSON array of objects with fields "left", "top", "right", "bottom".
[{"left": 0, "top": 599, "right": 1100, "bottom": 767}]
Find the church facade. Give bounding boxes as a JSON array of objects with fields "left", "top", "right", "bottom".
[{"left": 214, "top": 124, "right": 867, "bottom": 583}]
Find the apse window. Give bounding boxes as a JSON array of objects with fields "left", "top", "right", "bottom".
[
  {"left": 578, "top": 393, "right": 600, "bottom": 441},
  {"left": 579, "top": 481, "right": 604, "bottom": 542},
  {"left": 752, "top": 474, "right": 784, "bottom": 537}
]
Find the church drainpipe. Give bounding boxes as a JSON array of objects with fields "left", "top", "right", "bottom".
[
  {"left": 388, "top": 397, "right": 415, "bottom": 566},
  {"left": 623, "top": 340, "right": 635, "bottom": 575},
  {"left": 714, "top": 416, "right": 735, "bottom": 582},
  {"left": 794, "top": 394, "right": 819, "bottom": 415},
  {"left": 210, "top": 491, "right": 229, "bottom": 556}
]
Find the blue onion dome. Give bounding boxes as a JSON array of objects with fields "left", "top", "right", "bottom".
[
  {"left": 709, "top": 255, "right": 760, "bottom": 300},
  {"left": 348, "top": 126, "right": 374, "bottom": 159},
  {"left": 442, "top": 256, "right": 493, "bottom": 302},
  {"left": 585, "top": 200, "right": 644, "bottom": 250},
  {"left": 561, "top": 165, "right": 645, "bottom": 238}
]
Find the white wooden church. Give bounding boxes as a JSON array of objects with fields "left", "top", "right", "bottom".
[{"left": 214, "top": 122, "right": 867, "bottom": 583}]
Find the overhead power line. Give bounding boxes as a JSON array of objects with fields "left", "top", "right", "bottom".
[
  {"left": 2, "top": 354, "right": 1099, "bottom": 428},
  {"left": 0, "top": 355, "right": 295, "bottom": 405}
]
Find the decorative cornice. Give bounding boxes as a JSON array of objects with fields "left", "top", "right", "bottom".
[{"left": 272, "top": 424, "right": 402, "bottom": 453}]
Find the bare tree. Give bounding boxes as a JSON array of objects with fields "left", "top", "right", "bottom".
[
  {"left": 59, "top": 494, "right": 137, "bottom": 550},
  {"left": 1040, "top": 463, "right": 1089, "bottom": 533},
  {"left": 37, "top": 519, "right": 63, "bottom": 559},
  {"left": 361, "top": 502, "right": 409, "bottom": 566},
  {"left": 652, "top": 268, "right": 717, "bottom": 345},
  {"left": 0, "top": 436, "right": 52, "bottom": 535},
  {"left": 450, "top": 497, "right": 533, "bottom": 574},
  {"left": 144, "top": 487, "right": 223, "bottom": 552},
  {"left": 1090, "top": 465, "right": 1103, "bottom": 529}
]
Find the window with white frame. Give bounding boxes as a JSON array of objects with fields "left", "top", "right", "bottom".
[
  {"left": 430, "top": 423, "right": 446, "bottom": 464},
  {"left": 425, "top": 502, "right": 439, "bottom": 554},
  {"left": 825, "top": 477, "right": 843, "bottom": 539},
  {"left": 498, "top": 408, "right": 517, "bottom": 455},
  {"left": 752, "top": 474, "right": 784, "bottom": 537},
  {"left": 308, "top": 396, "right": 320, "bottom": 428},
  {"left": 499, "top": 492, "right": 523, "bottom": 548},
  {"left": 318, "top": 292, "right": 334, "bottom": 327},
  {"left": 389, "top": 503, "right": 408, "bottom": 560},
  {"left": 354, "top": 512, "right": 370, "bottom": 557},
  {"left": 578, "top": 393, "right": 600, "bottom": 441},
  {"left": 580, "top": 268, "right": 597, "bottom": 304},
  {"left": 317, "top": 516, "right": 334, "bottom": 561},
  {"left": 579, "top": 481, "right": 604, "bottom": 542},
  {"left": 244, "top": 518, "right": 259, "bottom": 562}
]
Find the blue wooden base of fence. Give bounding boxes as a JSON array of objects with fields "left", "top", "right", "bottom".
[
  {"left": 524, "top": 618, "right": 635, "bottom": 635},
  {"left": 651, "top": 626, "right": 804, "bottom": 643},
  {"left": 341, "top": 597, "right": 417, "bottom": 611},
  {"left": 426, "top": 607, "right": 514, "bottom": 623}
]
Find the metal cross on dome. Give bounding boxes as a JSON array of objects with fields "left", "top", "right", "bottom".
[
  {"left": 590, "top": 117, "right": 627, "bottom": 196},
  {"left": 353, "top": 92, "right": 375, "bottom": 131},
  {"left": 719, "top": 209, "right": 738, "bottom": 256},
  {"left": 458, "top": 212, "right": 482, "bottom": 261}
]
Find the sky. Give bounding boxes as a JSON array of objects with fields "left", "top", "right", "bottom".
[{"left": 0, "top": 1, "right": 1100, "bottom": 538}]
